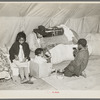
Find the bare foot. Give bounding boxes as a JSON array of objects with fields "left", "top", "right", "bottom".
[
  {"left": 81, "top": 71, "right": 87, "bottom": 78},
  {"left": 21, "top": 79, "right": 34, "bottom": 84}
]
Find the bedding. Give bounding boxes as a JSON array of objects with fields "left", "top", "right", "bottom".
[
  {"left": 0, "top": 48, "right": 11, "bottom": 79},
  {"left": 49, "top": 44, "right": 77, "bottom": 64},
  {"left": 86, "top": 33, "right": 100, "bottom": 55}
]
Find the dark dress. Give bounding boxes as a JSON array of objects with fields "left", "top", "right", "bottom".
[
  {"left": 9, "top": 41, "right": 30, "bottom": 62},
  {"left": 64, "top": 48, "right": 89, "bottom": 77}
]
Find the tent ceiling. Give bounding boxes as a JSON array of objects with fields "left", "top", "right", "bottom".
[
  {"left": 0, "top": 3, "right": 100, "bottom": 17},
  {"left": 0, "top": 3, "right": 100, "bottom": 47}
]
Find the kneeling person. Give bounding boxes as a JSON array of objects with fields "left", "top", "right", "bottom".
[{"left": 63, "top": 38, "right": 89, "bottom": 77}]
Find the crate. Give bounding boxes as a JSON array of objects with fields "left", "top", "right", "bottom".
[{"left": 30, "top": 60, "right": 52, "bottom": 78}]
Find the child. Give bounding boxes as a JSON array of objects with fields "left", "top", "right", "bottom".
[
  {"left": 34, "top": 48, "right": 50, "bottom": 64},
  {"left": 62, "top": 38, "right": 89, "bottom": 77},
  {"left": 9, "top": 31, "right": 33, "bottom": 84},
  {"left": 27, "top": 29, "right": 39, "bottom": 52},
  {"left": 34, "top": 48, "right": 55, "bottom": 72},
  {"left": 34, "top": 29, "right": 45, "bottom": 48}
]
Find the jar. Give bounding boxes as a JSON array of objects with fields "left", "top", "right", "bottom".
[{"left": 56, "top": 70, "right": 64, "bottom": 79}]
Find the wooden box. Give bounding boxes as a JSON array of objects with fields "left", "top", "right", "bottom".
[{"left": 30, "top": 60, "right": 52, "bottom": 78}]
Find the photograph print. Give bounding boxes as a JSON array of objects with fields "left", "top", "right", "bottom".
[{"left": 0, "top": 2, "right": 100, "bottom": 98}]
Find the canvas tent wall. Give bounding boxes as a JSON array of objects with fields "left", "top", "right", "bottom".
[{"left": 0, "top": 3, "right": 100, "bottom": 49}]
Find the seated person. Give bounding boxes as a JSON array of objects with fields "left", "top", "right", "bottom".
[
  {"left": 60, "top": 38, "right": 89, "bottom": 78},
  {"left": 33, "top": 48, "right": 55, "bottom": 72},
  {"left": 9, "top": 31, "right": 33, "bottom": 84},
  {"left": 27, "top": 29, "right": 40, "bottom": 52},
  {"left": 34, "top": 48, "right": 51, "bottom": 64},
  {"left": 34, "top": 29, "right": 45, "bottom": 48},
  {"left": 27, "top": 29, "right": 46, "bottom": 51}
]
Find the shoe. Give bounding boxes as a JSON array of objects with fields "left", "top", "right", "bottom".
[
  {"left": 0, "top": 78, "right": 5, "bottom": 82},
  {"left": 51, "top": 70, "right": 56, "bottom": 74},
  {"left": 51, "top": 68, "right": 56, "bottom": 72},
  {"left": 30, "top": 77, "right": 37, "bottom": 81},
  {"left": 27, "top": 80, "right": 34, "bottom": 84},
  {"left": 21, "top": 80, "right": 34, "bottom": 84}
]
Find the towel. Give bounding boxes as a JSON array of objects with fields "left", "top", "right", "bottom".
[
  {"left": 18, "top": 44, "right": 24, "bottom": 62},
  {"left": 58, "top": 25, "right": 74, "bottom": 41}
]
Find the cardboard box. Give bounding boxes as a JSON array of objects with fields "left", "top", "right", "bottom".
[{"left": 30, "top": 60, "right": 52, "bottom": 78}]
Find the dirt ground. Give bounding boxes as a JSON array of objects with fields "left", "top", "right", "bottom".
[{"left": 0, "top": 56, "right": 100, "bottom": 90}]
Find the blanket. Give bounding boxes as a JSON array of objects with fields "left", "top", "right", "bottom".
[{"left": 0, "top": 48, "right": 11, "bottom": 79}]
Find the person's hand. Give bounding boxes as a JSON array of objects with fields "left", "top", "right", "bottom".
[
  {"left": 15, "top": 55, "right": 19, "bottom": 60},
  {"left": 20, "top": 58, "right": 27, "bottom": 63},
  {"left": 73, "top": 48, "right": 78, "bottom": 57},
  {"left": 45, "top": 48, "right": 51, "bottom": 56}
]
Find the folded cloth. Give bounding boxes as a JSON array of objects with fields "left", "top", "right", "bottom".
[
  {"left": 11, "top": 60, "right": 30, "bottom": 76},
  {"left": 10, "top": 62, "right": 19, "bottom": 76},
  {"left": 13, "top": 60, "right": 28, "bottom": 68},
  {"left": 0, "top": 71, "right": 11, "bottom": 79},
  {"left": 58, "top": 25, "right": 74, "bottom": 41}
]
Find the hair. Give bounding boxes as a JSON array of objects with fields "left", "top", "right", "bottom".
[
  {"left": 38, "top": 25, "right": 45, "bottom": 31},
  {"left": 33, "top": 29, "right": 38, "bottom": 37},
  {"left": 15, "top": 31, "right": 26, "bottom": 42},
  {"left": 77, "top": 38, "right": 87, "bottom": 47},
  {"left": 35, "top": 48, "right": 44, "bottom": 56},
  {"left": 33, "top": 29, "right": 38, "bottom": 33}
]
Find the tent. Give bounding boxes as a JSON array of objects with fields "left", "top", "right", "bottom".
[
  {"left": 0, "top": 2, "right": 100, "bottom": 48},
  {"left": 1, "top": 2, "right": 100, "bottom": 92}
]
